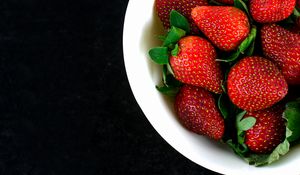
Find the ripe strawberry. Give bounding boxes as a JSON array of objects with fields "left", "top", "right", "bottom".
[
  {"left": 244, "top": 106, "right": 286, "bottom": 154},
  {"left": 261, "top": 24, "right": 300, "bottom": 85},
  {"left": 191, "top": 6, "right": 250, "bottom": 51},
  {"left": 250, "top": 0, "right": 296, "bottom": 23},
  {"left": 214, "top": 0, "right": 234, "bottom": 4},
  {"left": 155, "top": 0, "right": 208, "bottom": 34},
  {"left": 175, "top": 84, "right": 225, "bottom": 140},
  {"left": 169, "top": 36, "right": 223, "bottom": 94},
  {"left": 227, "top": 56, "right": 288, "bottom": 111}
]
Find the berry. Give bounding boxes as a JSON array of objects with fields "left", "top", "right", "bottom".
[
  {"left": 244, "top": 106, "right": 286, "bottom": 154},
  {"left": 175, "top": 84, "right": 225, "bottom": 140},
  {"left": 227, "top": 56, "right": 288, "bottom": 111},
  {"left": 155, "top": 0, "right": 208, "bottom": 34},
  {"left": 250, "top": 0, "right": 296, "bottom": 23},
  {"left": 261, "top": 24, "right": 300, "bottom": 85},
  {"left": 169, "top": 36, "right": 223, "bottom": 94},
  {"left": 191, "top": 6, "right": 250, "bottom": 51}
]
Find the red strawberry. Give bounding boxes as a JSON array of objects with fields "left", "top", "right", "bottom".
[
  {"left": 169, "top": 36, "right": 223, "bottom": 94},
  {"left": 261, "top": 24, "right": 300, "bottom": 85},
  {"left": 227, "top": 56, "right": 288, "bottom": 111},
  {"left": 250, "top": 0, "right": 296, "bottom": 23},
  {"left": 244, "top": 106, "right": 286, "bottom": 154},
  {"left": 155, "top": 0, "right": 208, "bottom": 34},
  {"left": 175, "top": 84, "right": 225, "bottom": 140},
  {"left": 191, "top": 6, "right": 250, "bottom": 51},
  {"left": 214, "top": 0, "right": 234, "bottom": 4}
]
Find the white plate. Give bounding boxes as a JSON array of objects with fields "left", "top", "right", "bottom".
[{"left": 123, "top": 0, "right": 300, "bottom": 174}]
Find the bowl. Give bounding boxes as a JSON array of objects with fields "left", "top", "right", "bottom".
[{"left": 122, "top": 0, "right": 300, "bottom": 174}]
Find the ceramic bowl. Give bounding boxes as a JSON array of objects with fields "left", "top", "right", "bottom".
[{"left": 123, "top": 0, "right": 300, "bottom": 174}]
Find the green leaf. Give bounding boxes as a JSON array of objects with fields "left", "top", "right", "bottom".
[
  {"left": 238, "top": 26, "right": 257, "bottom": 54},
  {"left": 208, "top": 0, "right": 227, "bottom": 5},
  {"left": 171, "top": 44, "right": 179, "bottom": 56},
  {"left": 218, "top": 94, "right": 230, "bottom": 119},
  {"left": 148, "top": 47, "right": 169, "bottom": 65},
  {"left": 238, "top": 117, "right": 256, "bottom": 131},
  {"left": 156, "top": 85, "right": 180, "bottom": 96},
  {"left": 221, "top": 84, "right": 226, "bottom": 93},
  {"left": 156, "top": 35, "right": 167, "bottom": 41},
  {"left": 162, "top": 65, "right": 181, "bottom": 86},
  {"left": 170, "top": 10, "right": 190, "bottom": 33},
  {"left": 166, "top": 63, "right": 175, "bottom": 76},
  {"left": 294, "top": 7, "right": 300, "bottom": 17},
  {"left": 234, "top": 0, "right": 250, "bottom": 18},
  {"left": 221, "top": 69, "right": 230, "bottom": 93},
  {"left": 227, "top": 139, "right": 249, "bottom": 157},
  {"left": 245, "top": 40, "right": 255, "bottom": 56},
  {"left": 157, "top": 65, "right": 182, "bottom": 96},
  {"left": 216, "top": 26, "right": 257, "bottom": 63},
  {"left": 236, "top": 110, "right": 247, "bottom": 123},
  {"left": 162, "top": 65, "right": 168, "bottom": 85},
  {"left": 216, "top": 51, "right": 240, "bottom": 63},
  {"left": 284, "top": 99, "right": 300, "bottom": 142},
  {"left": 235, "top": 111, "right": 247, "bottom": 143},
  {"left": 163, "top": 26, "right": 186, "bottom": 47}
]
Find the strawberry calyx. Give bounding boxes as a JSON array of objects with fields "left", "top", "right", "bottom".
[
  {"left": 284, "top": 98, "right": 300, "bottom": 142},
  {"left": 226, "top": 111, "right": 255, "bottom": 157},
  {"left": 156, "top": 65, "right": 182, "bottom": 96},
  {"left": 216, "top": 25, "right": 257, "bottom": 63},
  {"left": 169, "top": 10, "right": 190, "bottom": 34},
  {"left": 148, "top": 47, "right": 169, "bottom": 65},
  {"left": 162, "top": 26, "right": 186, "bottom": 48},
  {"left": 208, "top": 0, "right": 228, "bottom": 5},
  {"left": 149, "top": 10, "right": 191, "bottom": 64},
  {"left": 149, "top": 10, "right": 191, "bottom": 96}
]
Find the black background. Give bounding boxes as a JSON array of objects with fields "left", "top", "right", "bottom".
[{"left": 0, "top": 0, "right": 221, "bottom": 174}]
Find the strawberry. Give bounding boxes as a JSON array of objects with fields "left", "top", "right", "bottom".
[
  {"left": 169, "top": 36, "right": 223, "bottom": 94},
  {"left": 261, "top": 24, "right": 300, "bottom": 85},
  {"left": 214, "top": 0, "right": 234, "bottom": 4},
  {"left": 244, "top": 106, "right": 286, "bottom": 154},
  {"left": 191, "top": 6, "right": 250, "bottom": 51},
  {"left": 227, "top": 56, "right": 288, "bottom": 111},
  {"left": 155, "top": 0, "right": 208, "bottom": 34},
  {"left": 175, "top": 84, "right": 225, "bottom": 140},
  {"left": 250, "top": 0, "right": 296, "bottom": 23}
]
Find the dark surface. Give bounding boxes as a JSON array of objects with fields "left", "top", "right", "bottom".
[{"left": 0, "top": 1, "right": 221, "bottom": 174}]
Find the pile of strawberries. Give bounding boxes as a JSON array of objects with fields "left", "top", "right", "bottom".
[{"left": 149, "top": 0, "right": 300, "bottom": 166}]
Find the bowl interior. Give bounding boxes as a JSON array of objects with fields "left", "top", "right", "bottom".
[{"left": 123, "top": 0, "right": 300, "bottom": 174}]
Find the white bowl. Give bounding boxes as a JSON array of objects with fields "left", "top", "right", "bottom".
[{"left": 122, "top": 0, "right": 300, "bottom": 174}]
